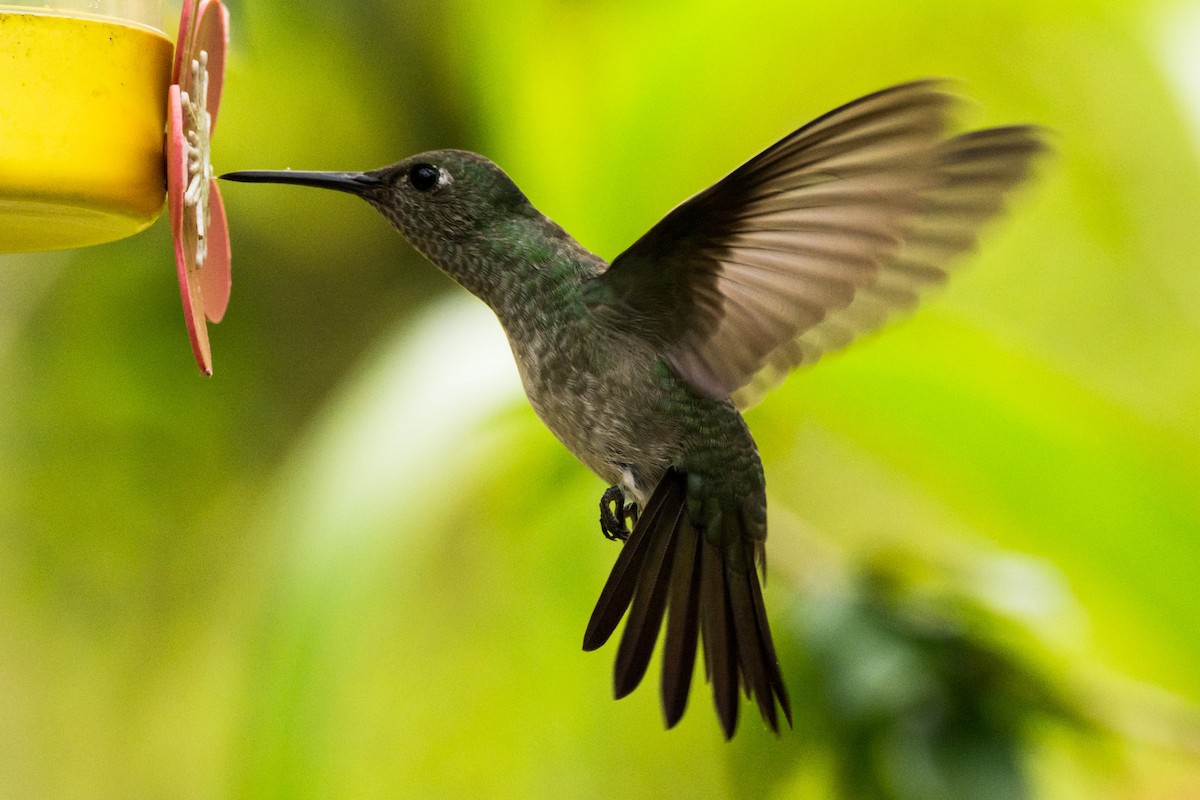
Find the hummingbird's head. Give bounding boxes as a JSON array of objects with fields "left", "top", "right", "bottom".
[
  {"left": 358, "top": 150, "right": 541, "bottom": 254},
  {"left": 222, "top": 150, "right": 538, "bottom": 264}
]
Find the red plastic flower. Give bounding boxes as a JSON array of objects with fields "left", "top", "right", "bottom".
[{"left": 168, "top": 0, "right": 230, "bottom": 375}]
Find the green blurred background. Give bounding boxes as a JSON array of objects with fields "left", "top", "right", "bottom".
[{"left": 2, "top": 0, "right": 1200, "bottom": 797}]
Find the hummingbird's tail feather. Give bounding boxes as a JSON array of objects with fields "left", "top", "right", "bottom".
[
  {"left": 698, "top": 529, "right": 793, "bottom": 738},
  {"left": 724, "top": 538, "right": 792, "bottom": 732},
  {"left": 583, "top": 472, "right": 685, "bottom": 651},
  {"left": 699, "top": 534, "right": 739, "bottom": 735},
  {"left": 661, "top": 511, "right": 702, "bottom": 727},
  {"left": 583, "top": 468, "right": 791, "bottom": 738},
  {"left": 611, "top": 496, "right": 685, "bottom": 699}
]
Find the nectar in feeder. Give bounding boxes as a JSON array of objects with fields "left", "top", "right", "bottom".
[{"left": 0, "top": 1, "right": 173, "bottom": 252}]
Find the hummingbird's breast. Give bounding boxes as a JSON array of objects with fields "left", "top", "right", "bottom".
[
  {"left": 472, "top": 228, "right": 752, "bottom": 509},
  {"left": 502, "top": 308, "right": 685, "bottom": 506}
]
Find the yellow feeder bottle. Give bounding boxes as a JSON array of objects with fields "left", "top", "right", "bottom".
[{"left": 0, "top": 4, "right": 173, "bottom": 253}]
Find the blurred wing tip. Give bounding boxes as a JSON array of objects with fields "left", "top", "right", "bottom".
[
  {"left": 956, "top": 123, "right": 1053, "bottom": 152},
  {"left": 876, "top": 76, "right": 959, "bottom": 97}
]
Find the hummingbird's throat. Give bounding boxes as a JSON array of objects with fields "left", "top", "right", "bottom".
[{"left": 180, "top": 50, "right": 214, "bottom": 268}]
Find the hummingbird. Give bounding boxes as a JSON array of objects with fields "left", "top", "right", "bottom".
[{"left": 222, "top": 81, "right": 1044, "bottom": 739}]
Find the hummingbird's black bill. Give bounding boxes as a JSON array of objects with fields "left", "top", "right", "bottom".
[{"left": 219, "top": 169, "right": 381, "bottom": 196}]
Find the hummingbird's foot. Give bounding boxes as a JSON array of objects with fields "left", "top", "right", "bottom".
[{"left": 600, "top": 486, "right": 634, "bottom": 542}]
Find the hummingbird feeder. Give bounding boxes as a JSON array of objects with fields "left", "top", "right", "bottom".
[{"left": 0, "top": 0, "right": 232, "bottom": 375}]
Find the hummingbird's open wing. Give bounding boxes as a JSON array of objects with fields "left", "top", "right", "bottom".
[
  {"left": 728, "top": 125, "right": 1044, "bottom": 407},
  {"left": 586, "top": 81, "right": 1044, "bottom": 407}
]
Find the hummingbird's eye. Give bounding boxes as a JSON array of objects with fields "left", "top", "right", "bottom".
[{"left": 408, "top": 164, "right": 441, "bottom": 192}]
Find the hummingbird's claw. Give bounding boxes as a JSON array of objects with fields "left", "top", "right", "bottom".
[{"left": 600, "top": 486, "right": 633, "bottom": 541}]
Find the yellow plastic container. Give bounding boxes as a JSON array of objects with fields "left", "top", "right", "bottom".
[{"left": 0, "top": 2, "right": 172, "bottom": 252}]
